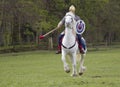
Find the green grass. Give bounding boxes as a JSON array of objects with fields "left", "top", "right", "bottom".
[{"left": 0, "top": 49, "right": 120, "bottom": 87}]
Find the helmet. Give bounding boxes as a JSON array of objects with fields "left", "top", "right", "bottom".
[{"left": 69, "top": 5, "right": 75, "bottom": 13}]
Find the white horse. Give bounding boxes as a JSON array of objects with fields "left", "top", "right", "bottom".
[{"left": 61, "top": 12, "right": 86, "bottom": 76}]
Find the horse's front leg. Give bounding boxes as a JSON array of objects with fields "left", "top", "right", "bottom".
[
  {"left": 79, "top": 54, "right": 86, "bottom": 75},
  {"left": 70, "top": 52, "right": 77, "bottom": 77},
  {"left": 61, "top": 51, "right": 70, "bottom": 73}
]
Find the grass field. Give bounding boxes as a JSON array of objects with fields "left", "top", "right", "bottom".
[{"left": 0, "top": 49, "right": 120, "bottom": 87}]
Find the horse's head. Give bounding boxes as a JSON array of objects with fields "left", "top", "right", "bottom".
[{"left": 65, "top": 15, "right": 74, "bottom": 29}]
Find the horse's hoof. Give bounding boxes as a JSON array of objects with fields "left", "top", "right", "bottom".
[
  {"left": 71, "top": 73, "right": 78, "bottom": 77},
  {"left": 79, "top": 72, "right": 83, "bottom": 76},
  {"left": 64, "top": 66, "right": 70, "bottom": 73},
  {"left": 79, "top": 66, "right": 86, "bottom": 76},
  {"left": 65, "top": 70, "right": 70, "bottom": 73}
]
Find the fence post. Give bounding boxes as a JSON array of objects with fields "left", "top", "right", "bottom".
[{"left": 48, "top": 37, "right": 53, "bottom": 50}]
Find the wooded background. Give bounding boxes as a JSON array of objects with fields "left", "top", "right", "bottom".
[{"left": 0, "top": 0, "right": 120, "bottom": 52}]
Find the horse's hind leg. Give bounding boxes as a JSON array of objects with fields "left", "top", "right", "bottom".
[
  {"left": 61, "top": 52, "right": 70, "bottom": 73},
  {"left": 79, "top": 54, "right": 86, "bottom": 75}
]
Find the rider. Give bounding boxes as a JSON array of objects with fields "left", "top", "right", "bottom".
[{"left": 56, "top": 5, "right": 87, "bottom": 54}]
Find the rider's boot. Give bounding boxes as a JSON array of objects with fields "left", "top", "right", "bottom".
[
  {"left": 79, "top": 45, "right": 85, "bottom": 54},
  {"left": 56, "top": 45, "right": 61, "bottom": 54}
]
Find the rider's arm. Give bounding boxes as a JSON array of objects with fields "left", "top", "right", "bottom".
[{"left": 57, "top": 17, "right": 65, "bottom": 29}]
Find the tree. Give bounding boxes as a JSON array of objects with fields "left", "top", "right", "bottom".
[{"left": 0, "top": 0, "right": 120, "bottom": 52}]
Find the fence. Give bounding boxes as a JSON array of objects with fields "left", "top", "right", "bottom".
[{"left": 0, "top": 40, "right": 120, "bottom": 54}]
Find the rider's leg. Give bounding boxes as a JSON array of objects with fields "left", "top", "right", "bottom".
[
  {"left": 81, "top": 37, "right": 87, "bottom": 53},
  {"left": 56, "top": 32, "right": 64, "bottom": 54},
  {"left": 76, "top": 34, "right": 87, "bottom": 54}
]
